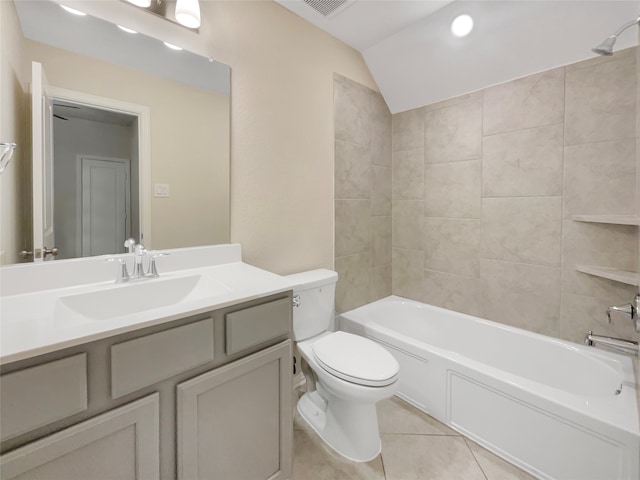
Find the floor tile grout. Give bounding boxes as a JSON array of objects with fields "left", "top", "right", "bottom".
[
  {"left": 463, "top": 436, "right": 490, "bottom": 480},
  {"left": 379, "top": 449, "right": 388, "bottom": 480}
]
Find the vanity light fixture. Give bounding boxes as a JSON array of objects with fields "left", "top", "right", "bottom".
[
  {"left": 126, "top": 0, "right": 152, "bottom": 7},
  {"left": 60, "top": 5, "right": 87, "bottom": 16},
  {"left": 163, "top": 41, "right": 183, "bottom": 51},
  {"left": 175, "top": 0, "right": 201, "bottom": 29},
  {"left": 451, "top": 14, "right": 474, "bottom": 37},
  {"left": 117, "top": 25, "right": 138, "bottom": 34}
]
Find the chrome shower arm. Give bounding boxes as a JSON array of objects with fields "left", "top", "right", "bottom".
[{"left": 612, "top": 15, "right": 640, "bottom": 38}]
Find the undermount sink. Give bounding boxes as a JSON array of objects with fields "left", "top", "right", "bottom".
[{"left": 56, "top": 275, "right": 231, "bottom": 321}]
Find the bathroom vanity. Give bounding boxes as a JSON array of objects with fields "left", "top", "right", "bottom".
[{"left": 0, "top": 245, "right": 295, "bottom": 480}]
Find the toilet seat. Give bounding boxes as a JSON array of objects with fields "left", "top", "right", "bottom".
[{"left": 312, "top": 331, "right": 399, "bottom": 387}]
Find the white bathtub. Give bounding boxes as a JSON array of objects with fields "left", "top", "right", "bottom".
[{"left": 338, "top": 296, "right": 640, "bottom": 480}]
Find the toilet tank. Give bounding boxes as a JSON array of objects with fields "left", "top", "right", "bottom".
[{"left": 286, "top": 269, "right": 338, "bottom": 341}]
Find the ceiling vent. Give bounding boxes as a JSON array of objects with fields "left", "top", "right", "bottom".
[{"left": 303, "top": 0, "right": 354, "bottom": 18}]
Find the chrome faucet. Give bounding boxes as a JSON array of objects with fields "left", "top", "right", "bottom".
[
  {"left": 124, "top": 237, "right": 136, "bottom": 254},
  {"left": 584, "top": 331, "right": 639, "bottom": 355},
  {"left": 132, "top": 243, "right": 147, "bottom": 279},
  {"left": 107, "top": 257, "right": 131, "bottom": 284},
  {"left": 146, "top": 253, "right": 169, "bottom": 278},
  {"left": 107, "top": 240, "right": 145, "bottom": 283},
  {"left": 607, "top": 294, "right": 640, "bottom": 333},
  {"left": 108, "top": 241, "right": 169, "bottom": 283}
]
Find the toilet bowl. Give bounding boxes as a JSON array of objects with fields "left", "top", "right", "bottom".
[{"left": 287, "top": 270, "right": 399, "bottom": 462}]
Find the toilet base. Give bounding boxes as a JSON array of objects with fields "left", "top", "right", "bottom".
[{"left": 297, "top": 389, "right": 382, "bottom": 462}]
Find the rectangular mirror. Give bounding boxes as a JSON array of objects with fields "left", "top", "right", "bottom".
[{"left": 0, "top": 0, "right": 230, "bottom": 264}]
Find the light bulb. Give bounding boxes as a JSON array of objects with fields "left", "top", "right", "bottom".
[
  {"left": 451, "top": 14, "right": 474, "bottom": 38},
  {"left": 126, "top": 0, "right": 152, "bottom": 7},
  {"left": 175, "top": 0, "right": 201, "bottom": 29}
]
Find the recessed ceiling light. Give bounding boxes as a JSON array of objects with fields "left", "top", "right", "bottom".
[
  {"left": 117, "top": 25, "right": 138, "bottom": 34},
  {"left": 126, "top": 0, "right": 152, "bottom": 7},
  {"left": 60, "top": 5, "right": 86, "bottom": 16},
  {"left": 163, "top": 42, "right": 183, "bottom": 51},
  {"left": 451, "top": 14, "right": 474, "bottom": 38}
]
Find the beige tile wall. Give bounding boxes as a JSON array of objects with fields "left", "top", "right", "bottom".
[
  {"left": 334, "top": 74, "right": 392, "bottom": 313},
  {"left": 392, "top": 48, "right": 639, "bottom": 344}
]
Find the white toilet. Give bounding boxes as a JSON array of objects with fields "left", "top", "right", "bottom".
[{"left": 287, "top": 269, "right": 399, "bottom": 462}]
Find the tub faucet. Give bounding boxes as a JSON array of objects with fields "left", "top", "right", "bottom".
[
  {"left": 607, "top": 294, "right": 640, "bottom": 333},
  {"left": 585, "top": 331, "right": 639, "bottom": 355}
]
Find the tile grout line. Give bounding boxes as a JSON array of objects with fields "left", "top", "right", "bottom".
[
  {"left": 480, "top": 87, "right": 486, "bottom": 317},
  {"left": 379, "top": 446, "right": 388, "bottom": 480},
  {"left": 564, "top": 135, "right": 638, "bottom": 148},
  {"left": 368, "top": 95, "right": 374, "bottom": 304},
  {"left": 482, "top": 120, "right": 565, "bottom": 139},
  {"left": 391, "top": 113, "right": 396, "bottom": 295},
  {"left": 560, "top": 65, "right": 568, "bottom": 339},
  {"left": 462, "top": 437, "right": 490, "bottom": 480}
]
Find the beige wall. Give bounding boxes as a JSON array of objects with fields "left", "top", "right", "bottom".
[
  {"left": 21, "top": 39, "right": 230, "bottom": 252},
  {"left": 209, "top": 2, "right": 378, "bottom": 274},
  {"left": 333, "top": 74, "right": 392, "bottom": 313},
  {"left": 392, "top": 47, "right": 639, "bottom": 345},
  {"left": 0, "top": 0, "right": 29, "bottom": 265}
]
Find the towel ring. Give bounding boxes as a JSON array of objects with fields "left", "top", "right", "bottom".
[{"left": 0, "top": 142, "right": 17, "bottom": 175}]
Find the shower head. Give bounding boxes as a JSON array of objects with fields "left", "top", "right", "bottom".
[
  {"left": 592, "top": 36, "right": 617, "bottom": 56},
  {"left": 592, "top": 16, "right": 640, "bottom": 56}
]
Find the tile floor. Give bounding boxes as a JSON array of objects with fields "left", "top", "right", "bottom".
[{"left": 292, "top": 394, "right": 536, "bottom": 480}]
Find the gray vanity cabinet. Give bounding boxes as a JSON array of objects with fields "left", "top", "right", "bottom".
[
  {"left": 0, "top": 292, "right": 293, "bottom": 480},
  {"left": 177, "top": 340, "right": 293, "bottom": 480},
  {"left": 0, "top": 394, "right": 160, "bottom": 480}
]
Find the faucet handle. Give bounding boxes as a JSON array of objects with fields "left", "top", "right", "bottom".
[
  {"left": 124, "top": 238, "right": 136, "bottom": 253},
  {"left": 146, "top": 253, "right": 170, "bottom": 278},
  {"left": 607, "top": 303, "right": 634, "bottom": 323},
  {"left": 132, "top": 244, "right": 148, "bottom": 278},
  {"left": 105, "top": 257, "right": 130, "bottom": 283}
]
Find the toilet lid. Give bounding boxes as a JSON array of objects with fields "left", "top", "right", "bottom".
[{"left": 312, "top": 331, "right": 399, "bottom": 387}]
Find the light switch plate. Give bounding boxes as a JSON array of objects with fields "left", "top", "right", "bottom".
[{"left": 154, "top": 183, "right": 170, "bottom": 198}]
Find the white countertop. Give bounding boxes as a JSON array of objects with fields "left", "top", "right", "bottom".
[{"left": 0, "top": 245, "right": 297, "bottom": 365}]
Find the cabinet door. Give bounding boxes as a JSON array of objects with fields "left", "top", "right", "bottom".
[
  {"left": 0, "top": 394, "right": 159, "bottom": 480},
  {"left": 177, "top": 340, "right": 292, "bottom": 480}
]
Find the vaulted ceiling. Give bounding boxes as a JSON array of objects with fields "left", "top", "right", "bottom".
[{"left": 277, "top": 0, "right": 640, "bottom": 113}]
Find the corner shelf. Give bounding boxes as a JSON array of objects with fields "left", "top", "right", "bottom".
[
  {"left": 575, "top": 265, "right": 638, "bottom": 286},
  {"left": 572, "top": 215, "right": 640, "bottom": 226}
]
